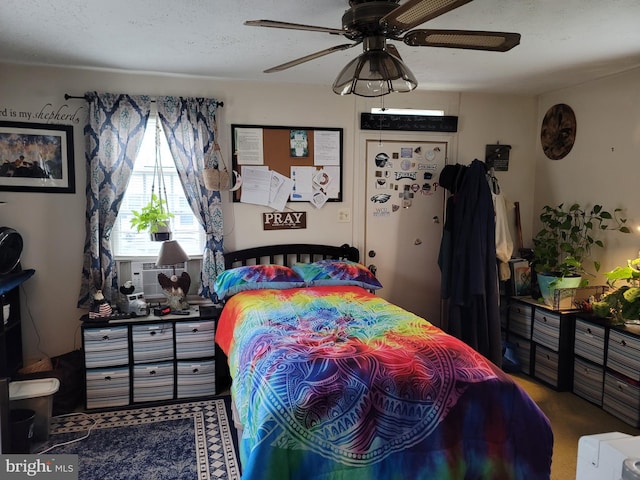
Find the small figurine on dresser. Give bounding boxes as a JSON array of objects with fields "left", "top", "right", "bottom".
[
  {"left": 89, "top": 270, "right": 112, "bottom": 319},
  {"left": 158, "top": 271, "right": 191, "bottom": 311},
  {"left": 119, "top": 280, "right": 135, "bottom": 295},
  {"left": 116, "top": 279, "right": 148, "bottom": 317}
]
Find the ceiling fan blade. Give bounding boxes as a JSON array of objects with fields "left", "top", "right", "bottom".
[
  {"left": 245, "top": 19, "right": 345, "bottom": 36},
  {"left": 264, "top": 43, "right": 360, "bottom": 73},
  {"left": 404, "top": 29, "right": 521, "bottom": 52},
  {"left": 381, "top": 0, "right": 473, "bottom": 35}
]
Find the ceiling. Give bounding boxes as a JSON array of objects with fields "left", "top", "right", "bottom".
[{"left": 2, "top": 0, "right": 640, "bottom": 96}]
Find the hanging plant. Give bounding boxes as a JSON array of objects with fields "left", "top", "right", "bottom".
[
  {"left": 130, "top": 115, "right": 174, "bottom": 241},
  {"left": 130, "top": 193, "right": 174, "bottom": 238}
]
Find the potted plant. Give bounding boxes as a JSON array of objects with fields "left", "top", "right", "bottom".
[
  {"left": 130, "top": 193, "right": 174, "bottom": 241},
  {"left": 591, "top": 256, "right": 640, "bottom": 324},
  {"left": 532, "top": 202, "right": 629, "bottom": 306}
]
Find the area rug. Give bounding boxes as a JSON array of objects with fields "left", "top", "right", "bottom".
[{"left": 35, "top": 396, "right": 241, "bottom": 480}]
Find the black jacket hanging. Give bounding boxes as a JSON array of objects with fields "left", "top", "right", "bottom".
[{"left": 438, "top": 159, "right": 502, "bottom": 366}]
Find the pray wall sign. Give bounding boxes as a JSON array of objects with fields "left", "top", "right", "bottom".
[{"left": 263, "top": 211, "right": 307, "bottom": 230}]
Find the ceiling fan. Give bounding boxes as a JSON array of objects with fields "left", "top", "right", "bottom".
[{"left": 246, "top": 0, "right": 521, "bottom": 97}]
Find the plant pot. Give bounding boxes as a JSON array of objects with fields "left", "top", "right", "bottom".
[
  {"left": 150, "top": 223, "right": 171, "bottom": 242},
  {"left": 537, "top": 273, "right": 582, "bottom": 308}
]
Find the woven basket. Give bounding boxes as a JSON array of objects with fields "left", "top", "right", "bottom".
[
  {"left": 203, "top": 168, "right": 230, "bottom": 191},
  {"left": 19, "top": 357, "right": 53, "bottom": 374}
]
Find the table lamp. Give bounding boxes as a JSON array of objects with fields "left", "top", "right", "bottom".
[{"left": 156, "top": 240, "right": 191, "bottom": 311}]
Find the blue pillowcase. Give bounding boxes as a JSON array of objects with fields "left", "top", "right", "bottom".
[
  {"left": 214, "top": 264, "right": 305, "bottom": 299},
  {"left": 292, "top": 260, "right": 382, "bottom": 290}
]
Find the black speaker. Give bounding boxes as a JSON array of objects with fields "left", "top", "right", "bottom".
[{"left": 0, "top": 227, "right": 23, "bottom": 276}]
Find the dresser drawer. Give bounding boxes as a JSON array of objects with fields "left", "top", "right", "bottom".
[
  {"left": 133, "top": 361, "right": 174, "bottom": 402},
  {"left": 177, "top": 359, "right": 216, "bottom": 398},
  {"left": 532, "top": 309, "right": 561, "bottom": 351},
  {"left": 607, "top": 330, "right": 640, "bottom": 381},
  {"left": 175, "top": 320, "right": 216, "bottom": 359},
  {"left": 84, "top": 326, "right": 129, "bottom": 368},
  {"left": 573, "top": 357, "right": 604, "bottom": 406},
  {"left": 574, "top": 319, "right": 606, "bottom": 365},
  {"left": 132, "top": 323, "right": 174, "bottom": 363},
  {"left": 534, "top": 345, "right": 560, "bottom": 388},
  {"left": 508, "top": 303, "right": 532, "bottom": 339},
  {"left": 509, "top": 335, "right": 532, "bottom": 375},
  {"left": 602, "top": 372, "right": 640, "bottom": 427},
  {"left": 86, "top": 366, "right": 130, "bottom": 409}
]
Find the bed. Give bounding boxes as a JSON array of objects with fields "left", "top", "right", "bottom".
[{"left": 215, "top": 243, "right": 553, "bottom": 480}]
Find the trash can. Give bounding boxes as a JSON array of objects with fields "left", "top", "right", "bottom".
[
  {"left": 9, "top": 408, "right": 35, "bottom": 453},
  {"left": 9, "top": 378, "right": 60, "bottom": 441}
]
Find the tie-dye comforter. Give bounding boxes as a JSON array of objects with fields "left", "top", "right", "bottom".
[{"left": 216, "top": 286, "right": 553, "bottom": 480}]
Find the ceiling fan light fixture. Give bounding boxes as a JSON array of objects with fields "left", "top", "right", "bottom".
[{"left": 332, "top": 48, "right": 417, "bottom": 97}]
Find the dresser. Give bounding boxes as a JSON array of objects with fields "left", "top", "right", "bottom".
[
  {"left": 81, "top": 305, "right": 228, "bottom": 409},
  {"left": 506, "top": 300, "right": 533, "bottom": 375},
  {"left": 572, "top": 316, "right": 607, "bottom": 406},
  {"left": 507, "top": 297, "right": 576, "bottom": 390},
  {"left": 571, "top": 314, "right": 640, "bottom": 428},
  {"left": 602, "top": 325, "right": 640, "bottom": 427}
]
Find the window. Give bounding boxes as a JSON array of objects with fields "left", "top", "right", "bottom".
[
  {"left": 111, "top": 113, "right": 205, "bottom": 258},
  {"left": 370, "top": 108, "right": 444, "bottom": 116}
]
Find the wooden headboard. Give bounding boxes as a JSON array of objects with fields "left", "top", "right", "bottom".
[{"left": 223, "top": 243, "right": 360, "bottom": 269}]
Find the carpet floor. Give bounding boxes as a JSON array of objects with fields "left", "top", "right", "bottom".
[
  {"left": 511, "top": 373, "right": 640, "bottom": 480},
  {"left": 35, "top": 397, "right": 241, "bottom": 480}
]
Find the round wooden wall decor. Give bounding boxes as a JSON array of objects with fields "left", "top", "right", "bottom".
[{"left": 540, "top": 103, "right": 577, "bottom": 160}]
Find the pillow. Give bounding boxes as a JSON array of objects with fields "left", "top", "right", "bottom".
[
  {"left": 293, "top": 259, "right": 382, "bottom": 290},
  {"left": 214, "top": 264, "right": 305, "bottom": 299}
]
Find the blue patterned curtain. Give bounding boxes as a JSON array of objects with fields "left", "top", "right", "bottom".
[
  {"left": 156, "top": 96, "right": 224, "bottom": 300},
  {"left": 77, "top": 92, "right": 151, "bottom": 308}
]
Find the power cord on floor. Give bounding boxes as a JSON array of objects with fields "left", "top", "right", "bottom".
[{"left": 35, "top": 412, "right": 98, "bottom": 455}]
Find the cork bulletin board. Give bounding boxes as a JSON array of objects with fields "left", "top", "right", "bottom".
[{"left": 231, "top": 124, "right": 343, "bottom": 205}]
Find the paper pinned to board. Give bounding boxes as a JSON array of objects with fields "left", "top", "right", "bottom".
[
  {"left": 235, "top": 128, "right": 264, "bottom": 165},
  {"left": 269, "top": 171, "right": 294, "bottom": 211},
  {"left": 314, "top": 130, "right": 340, "bottom": 165},
  {"left": 240, "top": 166, "right": 293, "bottom": 211}
]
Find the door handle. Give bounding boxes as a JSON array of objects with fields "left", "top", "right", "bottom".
[{"left": 368, "top": 264, "right": 377, "bottom": 275}]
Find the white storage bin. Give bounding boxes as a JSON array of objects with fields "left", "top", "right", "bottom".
[
  {"left": 9, "top": 378, "right": 60, "bottom": 441},
  {"left": 177, "top": 360, "right": 216, "bottom": 398},
  {"left": 86, "top": 367, "right": 130, "bottom": 409}
]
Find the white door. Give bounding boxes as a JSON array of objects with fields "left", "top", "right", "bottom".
[{"left": 364, "top": 138, "right": 448, "bottom": 325}]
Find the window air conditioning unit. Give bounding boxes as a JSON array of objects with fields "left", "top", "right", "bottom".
[{"left": 128, "top": 261, "right": 186, "bottom": 298}]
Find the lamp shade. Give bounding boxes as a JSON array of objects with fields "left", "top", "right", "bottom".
[
  {"left": 332, "top": 37, "right": 417, "bottom": 97},
  {"left": 156, "top": 240, "right": 189, "bottom": 268}
]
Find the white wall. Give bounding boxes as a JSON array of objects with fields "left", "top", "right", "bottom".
[
  {"left": 0, "top": 62, "right": 537, "bottom": 361},
  {"left": 457, "top": 93, "right": 538, "bottom": 247},
  {"left": 535, "top": 67, "right": 640, "bottom": 283}
]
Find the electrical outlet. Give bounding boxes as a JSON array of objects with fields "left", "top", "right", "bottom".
[{"left": 338, "top": 208, "right": 351, "bottom": 223}]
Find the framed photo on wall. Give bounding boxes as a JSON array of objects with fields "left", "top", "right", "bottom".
[{"left": 0, "top": 121, "right": 75, "bottom": 193}]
